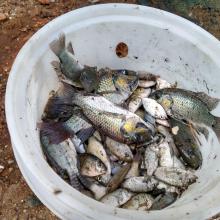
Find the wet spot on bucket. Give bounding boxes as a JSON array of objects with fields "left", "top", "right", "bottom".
[
  {"left": 186, "top": 212, "right": 190, "bottom": 215},
  {"left": 116, "top": 42, "right": 128, "bottom": 58},
  {"left": 53, "top": 189, "right": 62, "bottom": 195}
]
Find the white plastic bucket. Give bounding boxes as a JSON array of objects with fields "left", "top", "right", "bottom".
[{"left": 5, "top": 3, "right": 220, "bottom": 220}]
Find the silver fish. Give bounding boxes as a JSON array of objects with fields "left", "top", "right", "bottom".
[
  {"left": 154, "top": 167, "right": 197, "bottom": 187},
  {"left": 158, "top": 141, "right": 173, "bottom": 168},
  {"left": 57, "top": 83, "right": 155, "bottom": 144},
  {"left": 105, "top": 137, "right": 133, "bottom": 162},
  {"left": 122, "top": 176, "right": 158, "bottom": 192},
  {"left": 122, "top": 193, "right": 154, "bottom": 210},
  {"left": 100, "top": 188, "right": 134, "bottom": 207},
  {"left": 128, "top": 88, "right": 151, "bottom": 113},
  {"left": 87, "top": 136, "right": 111, "bottom": 184},
  {"left": 144, "top": 143, "right": 159, "bottom": 176}
]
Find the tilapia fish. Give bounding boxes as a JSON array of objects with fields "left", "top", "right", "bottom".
[
  {"left": 54, "top": 83, "right": 155, "bottom": 144},
  {"left": 50, "top": 33, "right": 83, "bottom": 82},
  {"left": 96, "top": 68, "right": 139, "bottom": 105},
  {"left": 150, "top": 88, "right": 220, "bottom": 139},
  {"left": 40, "top": 132, "right": 82, "bottom": 190},
  {"left": 170, "top": 118, "right": 202, "bottom": 169}
]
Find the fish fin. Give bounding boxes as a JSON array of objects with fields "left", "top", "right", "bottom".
[
  {"left": 77, "top": 127, "right": 95, "bottom": 143},
  {"left": 49, "top": 33, "right": 66, "bottom": 56},
  {"left": 50, "top": 82, "right": 77, "bottom": 106},
  {"left": 194, "top": 92, "right": 220, "bottom": 111},
  {"left": 67, "top": 42, "right": 74, "bottom": 55},
  {"left": 213, "top": 117, "right": 220, "bottom": 141},
  {"left": 194, "top": 125, "right": 209, "bottom": 140},
  {"left": 38, "top": 122, "right": 74, "bottom": 144}
]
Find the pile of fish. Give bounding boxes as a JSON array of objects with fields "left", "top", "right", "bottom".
[{"left": 38, "top": 33, "right": 220, "bottom": 211}]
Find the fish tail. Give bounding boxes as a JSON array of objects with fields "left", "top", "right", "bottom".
[
  {"left": 77, "top": 127, "right": 95, "bottom": 144},
  {"left": 50, "top": 33, "right": 65, "bottom": 56},
  {"left": 38, "top": 121, "right": 74, "bottom": 144},
  {"left": 69, "top": 173, "right": 84, "bottom": 190},
  {"left": 213, "top": 116, "right": 220, "bottom": 141}
]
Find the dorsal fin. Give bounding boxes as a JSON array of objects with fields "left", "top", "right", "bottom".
[{"left": 67, "top": 42, "right": 74, "bottom": 55}]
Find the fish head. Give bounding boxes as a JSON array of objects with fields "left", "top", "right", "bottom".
[
  {"left": 113, "top": 74, "right": 139, "bottom": 93},
  {"left": 151, "top": 91, "right": 173, "bottom": 112},
  {"left": 81, "top": 155, "right": 107, "bottom": 177},
  {"left": 80, "top": 66, "right": 98, "bottom": 92},
  {"left": 121, "top": 118, "right": 153, "bottom": 143}
]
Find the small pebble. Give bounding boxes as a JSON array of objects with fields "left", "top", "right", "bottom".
[
  {"left": 0, "top": 13, "right": 7, "bottom": 21},
  {"left": 172, "top": 126, "right": 179, "bottom": 135}
]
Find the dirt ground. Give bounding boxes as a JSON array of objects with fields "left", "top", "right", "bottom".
[{"left": 1, "top": 0, "right": 220, "bottom": 219}]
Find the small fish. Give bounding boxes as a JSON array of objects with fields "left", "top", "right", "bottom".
[
  {"left": 122, "top": 193, "right": 154, "bottom": 210},
  {"left": 50, "top": 33, "right": 83, "bottom": 82},
  {"left": 87, "top": 136, "right": 111, "bottom": 185},
  {"left": 170, "top": 118, "right": 202, "bottom": 169},
  {"left": 142, "top": 98, "right": 167, "bottom": 119},
  {"left": 96, "top": 68, "right": 139, "bottom": 105},
  {"left": 156, "top": 119, "right": 170, "bottom": 127},
  {"left": 156, "top": 77, "right": 173, "bottom": 90},
  {"left": 154, "top": 167, "right": 197, "bottom": 187},
  {"left": 79, "top": 176, "right": 107, "bottom": 200},
  {"left": 150, "top": 88, "right": 220, "bottom": 139},
  {"left": 107, "top": 163, "right": 131, "bottom": 193},
  {"left": 144, "top": 143, "right": 159, "bottom": 176},
  {"left": 122, "top": 176, "right": 158, "bottom": 192},
  {"left": 80, "top": 154, "right": 107, "bottom": 177},
  {"left": 38, "top": 109, "right": 94, "bottom": 145},
  {"left": 105, "top": 137, "right": 133, "bottom": 162},
  {"left": 150, "top": 192, "right": 178, "bottom": 210},
  {"left": 40, "top": 132, "right": 82, "bottom": 190},
  {"left": 157, "top": 125, "right": 179, "bottom": 157},
  {"left": 126, "top": 153, "right": 141, "bottom": 178},
  {"left": 100, "top": 188, "right": 134, "bottom": 207},
  {"left": 128, "top": 88, "right": 151, "bottom": 113},
  {"left": 158, "top": 141, "right": 173, "bottom": 168},
  {"left": 53, "top": 83, "right": 154, "bottom": 144}
]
